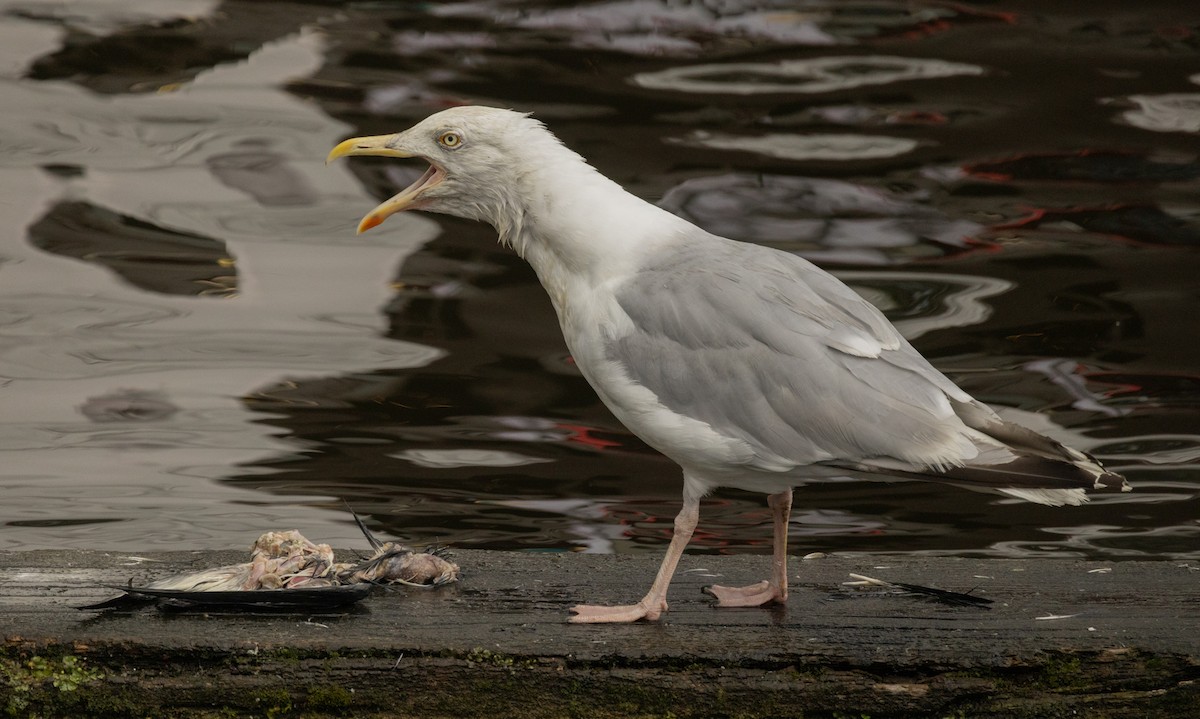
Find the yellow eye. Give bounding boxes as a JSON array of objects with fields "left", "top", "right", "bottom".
[{"left": 439, "top": 131, "right": 462, "bottom": 148}]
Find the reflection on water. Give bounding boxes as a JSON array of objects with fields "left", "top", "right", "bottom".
[
  {"left": 0, "top": 0, "right": 1198, "bottom": 560},
  {"left": 673, "top": 130, "right": 920, "bottom": 161},
  {"left": 658, "top": 172, "right": 982, "bottom": 264},
  {"left": 837, "top": 272, "right": 1012, "bottom": 340},
  {"left": 433, "top": 1, "right": 1012, "bottom": 55},
  {"left": 29, "top": 201, "right": 236, "bottom": 297},
  {"left": 632, "top": 56, "right": 985, "bottom": 95},
  {"left": 1113, "top": 92, "right": 1200, "bottom": 133}
]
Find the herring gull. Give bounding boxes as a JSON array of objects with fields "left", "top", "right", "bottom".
[{"left": 327, "top": 106, "right": 1130, "bottom": 624}]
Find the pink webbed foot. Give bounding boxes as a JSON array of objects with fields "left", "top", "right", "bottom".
[
  {"left": 568, "top": 497, "right": 699, "bottom": 624},
  {"left": 569, "top": 599, "right": 666, "bottom": 624},
  {"left": 703, "top": 580, "right": 787, "bottom": 608}
]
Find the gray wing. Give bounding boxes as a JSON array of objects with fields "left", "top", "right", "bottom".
[{"left": 609, "top": 237, "right": 980, "bottom": 472}]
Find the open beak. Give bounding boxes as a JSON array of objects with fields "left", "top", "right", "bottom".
[{"left": 326, "top": 134, "right": 446, "bottom": 233}]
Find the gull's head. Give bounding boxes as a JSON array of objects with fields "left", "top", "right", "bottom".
[{"left": 327, "top": 106, "right": 564, "bottom": 234}]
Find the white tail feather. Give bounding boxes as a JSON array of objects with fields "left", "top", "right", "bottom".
[{"left": 997, "top": 487, "right": 1088, "bottom": 507}]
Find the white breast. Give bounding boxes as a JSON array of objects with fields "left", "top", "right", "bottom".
[{"left": 557, "top": 279, "right": 769, "bottom": 474}]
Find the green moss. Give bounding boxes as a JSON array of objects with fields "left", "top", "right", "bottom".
[
  {"left": 1143, "top": 655, "right": 1172, "bottom": 675},
  {"left": 464, "top": 647, "right": 536, "bottom": 671},
  {"left": 305, "top": 684, "right": 354, "bottom": 711},
  {"left": 253, "top": 686, "right": 293, "bottom": 719},
  {"left": 75, "top": 685, "right": 142, "bottom": 717},
  {"left": 0, "top": 654, "right": 104, "bottom": 717},
  {"left": 1038, "top": 656, "right": 1084, "bottom": 689},
  {"left": 271, "top": 647, "right": 302, "bottom": 665},
  {"left": 3, "top": 641, "right": 1198, "bottom": 718}
]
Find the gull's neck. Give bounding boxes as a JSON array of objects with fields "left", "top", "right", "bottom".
[{"left": 492, "top": 142, "right": 687, "bottom": 308}]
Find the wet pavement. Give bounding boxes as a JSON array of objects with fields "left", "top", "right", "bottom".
[{"left": 2, "top": 548, "right": 1199, "bottom": 717}]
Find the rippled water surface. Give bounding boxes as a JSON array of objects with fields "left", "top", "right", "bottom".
[{"left": 1, "top": 0, "right": 1198, "bottom": 559}]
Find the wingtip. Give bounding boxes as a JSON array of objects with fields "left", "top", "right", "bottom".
[{"left": 1092, "top": 468, "right": 1132, "bottom": 493}]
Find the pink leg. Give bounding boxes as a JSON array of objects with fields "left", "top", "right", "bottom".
[
  {"left": 704, "top": 489, "right": 792, "bottom": 608},
  {"left": 570, "top": 496, "right": 699, "bottom": 623}
]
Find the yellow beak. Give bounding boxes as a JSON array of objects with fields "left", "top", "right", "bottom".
[
  {"left": 325, "top": 134, "right": 410, "bottom": 164},
  {"left": 327, "top": 134, "right": 434, "bottom": 233}
]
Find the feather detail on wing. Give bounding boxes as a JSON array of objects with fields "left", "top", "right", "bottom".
[
  {"left": 840, "top": 399, "right": 1129, "bottom": 505},
  {"left": 609, "top": 239, "right": 974, "bottom": 472},
  {"left": 608, "top": 236, "right": 1129, "bottom": 506}
]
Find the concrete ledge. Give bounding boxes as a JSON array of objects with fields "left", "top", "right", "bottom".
[{"left": 2, "top": 549, "right": 1198, "bottom": 717}]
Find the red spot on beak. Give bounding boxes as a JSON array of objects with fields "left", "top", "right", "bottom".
[{"left": 358, "top": 214, "right": 384, "bottom": 233}]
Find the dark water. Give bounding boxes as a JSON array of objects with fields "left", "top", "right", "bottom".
[{"left": 2, "top": 1, "right": 1198, "bottom": 559}]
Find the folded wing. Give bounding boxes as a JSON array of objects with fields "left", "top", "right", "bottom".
[{"left": 608, "top": 237, "right": 1128, "bottom": 504}]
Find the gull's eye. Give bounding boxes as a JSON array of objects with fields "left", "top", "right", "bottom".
[{"left": 439, "top": 131, "right": 463, "bottom": 149}]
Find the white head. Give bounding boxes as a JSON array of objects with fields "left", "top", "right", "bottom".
[{"left": 327, "top": 106, "right": 583, "bottom": 236}]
